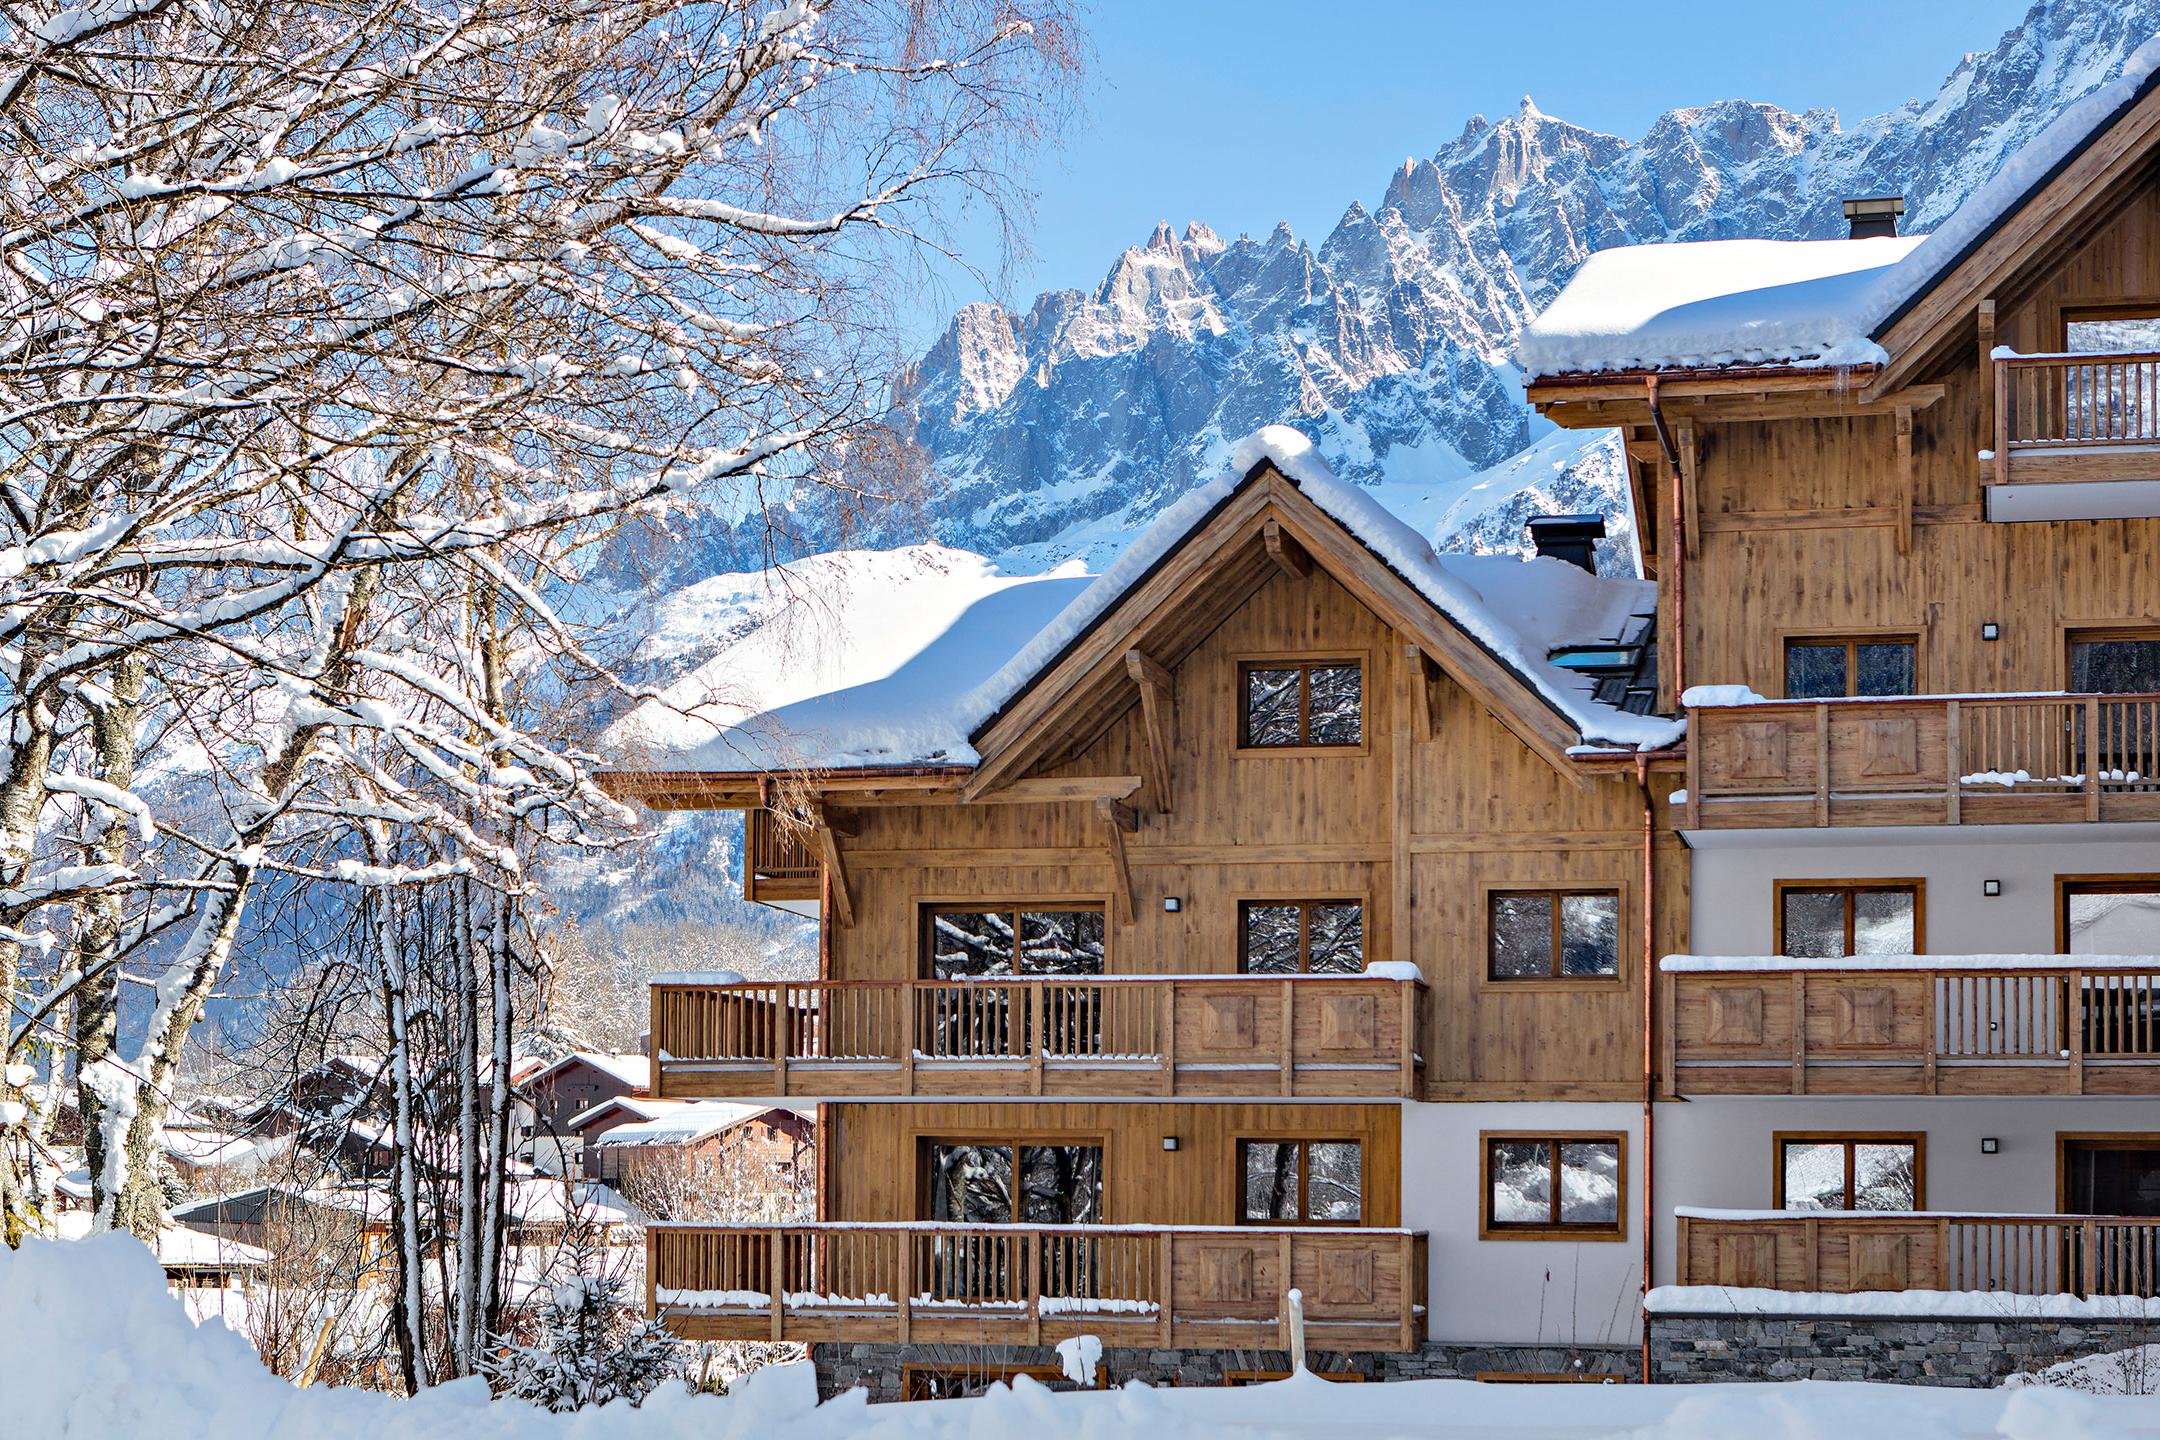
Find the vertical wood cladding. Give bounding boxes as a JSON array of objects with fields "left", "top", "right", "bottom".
[{"left": 826, "top": 1102, "right": 1401, "bottom": 1227}]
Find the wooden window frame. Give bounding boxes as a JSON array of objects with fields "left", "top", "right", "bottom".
[
  {"left": 1238, "top": 898, "right": 1368, "bottom": 975},
  {"left": 2055, "top": 1131, "right": 2160, "bottom": 1212},
  {"left": 1478, "top": 1131, "right": 1627, "bottom": 1242},
  {"left": 1773, "top": 879, "right": 1927, "bottom": 957},
  {"left": 1483, "top": 887, "right": 1625, "bottom": 984},
  {"left": 2057, "top": 301, "right": 2160, "bottom": 353},
  {"left": 2062, "top": 626, "right": 2160, "bottom": 696},
  {"left": 2056, "top": 874, "right": 2160, "bottom": 952},
  {"left": 918, "top": 1137, "right": 1109, "bottom": 1225},
  {"left": 918, "top": 901, "right": 1110, "bottom": 980},
  {"left": 1772, "top": 1131, "right": 1927, "bottom": 1210},
  {"left": 1780, "top": 632, "right": 1922, "bottom": 700},
  {"left": 1235, "top": 1137, "right": 1365, "bottom": 1226},
  {"left": 1235, "top": 652, "right": 1370, "bottom": 754},
  {"left": 902, "top": 1364, "right": 1068, "bottom": 1401}
]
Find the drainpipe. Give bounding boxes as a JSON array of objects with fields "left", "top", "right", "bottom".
[
  {"left": 1633, "top": 753, "right": 1658, "bottom": 1384},
  {"left": 1645, "top": 376, "right": 1687, "bottom": 700}
]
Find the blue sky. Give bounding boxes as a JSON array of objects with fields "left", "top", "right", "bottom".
[{"left": 909, "top": 0, "right": 2036, "bottom": 343}]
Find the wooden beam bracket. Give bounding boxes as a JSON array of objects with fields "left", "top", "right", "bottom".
[
  {"left": 806, "top": 803, "right": 855, "bottom": 928},
  {"left": 1097, "top": 796, "right": 1137, "bottom": 922},
  {"left": 1125, "top": 649, "right": 1178, "bottom": 810},
  {"left": 1263, "top": 517, "right": 1312, "bottom": 579}
]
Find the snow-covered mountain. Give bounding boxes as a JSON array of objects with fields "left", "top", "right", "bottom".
[
  {"left": 575, "top": 0, "right": 2160, "bottom": 930},
  {"left": 884, "top": 0, "right": 2160, "bottom": 572}
]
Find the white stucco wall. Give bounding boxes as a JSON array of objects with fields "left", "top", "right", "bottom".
[
  {"left": 1651, "top": 1095, "right": 2160, "bottom": 1286},
  {"left": 1685, "top": 822, "right": 2160, "bottom": 955},
  {"left": 1400, "top": 1101, "right": 1644, "bottom": 1347}
]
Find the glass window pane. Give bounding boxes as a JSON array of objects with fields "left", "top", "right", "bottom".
[
  {"left": 1307, "top": 904, "right": 1365, "bottom": 974},
  {"left": 1781, "top": 890, "right": 1847, "bottom": 958},
  {"left": 1488, "top": 1140, "right": 1552, "bottom": 1224},
  {"left": 1852, "top": 890, "right": 1916, "bottom": 955},
  {"left": 1307, "top": 1142, "right": 1363, "bottom": 1221},
  {"left": 2067, "top": 888, "right": 2160, "bottom": 953},
  {"left": 1307, "top": 666, "right": 1362, "bottom": 745},
  {"left": 2067, "top": 317, "right": 2160, "bottom": 354},
  {"left": 931, "top": 910, "right": 1015, "bottom": 978},
  {"left": 1244, "top": 668, "right": 1301, "bottom": 746},
  {"left": 1560, "top": 894, "right": 1619, "bottom": 976},
  {"left": 1855, "top": 643, "right": 1916, "bottom": 698},
  {"left": 2071, "top": 639, "right": 2160, "bottom": 695},
  {"left": 930, "top": 1143, "right": 1015, "bottom": 1223},
  {"left": 1242, "top": 1141, "right": 1300, "bottom": 1221},
  {"left": 1020, "top": 910, "right": 1105, "bottom": 975},
  {"left": 1781, "top": 1142, "right": 1850, "bottom": 1211},
  {"left": 1786, "top": 644, "right": 1848, "bottom": 700},
  {"left": 1019, "top": 1145, "right": 1102, "bottom": 1223},
  {"left": 1491, "top": 894, "right": 1555, "bottom": 979},
  {"left": 1558, "top": 1142, "right": 1621, "bottom": 1225},
  {"left": 1242, "top": 905, "right": 1302, "bottom": 974},
  {"left": 1853, "top": 1143, "right": 1918, "bottom": 1211}
]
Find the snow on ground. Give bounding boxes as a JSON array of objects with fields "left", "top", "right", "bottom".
[{"left": 11, "top": 1235, "right": 2160, "bottom": 1439}]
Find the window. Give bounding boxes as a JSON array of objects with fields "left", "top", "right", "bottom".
[
  {"left": 1240, "top": 900, "right": 1365, "bottom": 974},
  {"left": 2068, "top": 630, "right": 2160, "bottom": 695},
  {"left": 2061, "top": 1135, "right": 2160, "bottom": 1216},
  {"left": 903, "top": 1366, "right": 1069, "bottom": 1401},
  {"left": 2066, "top": 311, "right": 2160, "bottom": 355},
  {"left": 1238, "top": 1139, "right": 1362, "bottom": 1223},
  {"left": 1777, "top": 881, "right": 1922, "bottom": 958},
  {"left": 1776, "top": 1134, "right": 1924, "bottom": 1210},
  {"left": 923, "top": 906, "right": 1106, "bottom": 979},
  {"left": 1240, "top": 659, "right": 1362, "bottom": 748},
  {"left": 2061, "top": 877, "right": 2160, "bottom": 953},
  {"left": 1784, "top": 636, "right": 1918, "bottom": 700},
  {"left": 1481, "top": 1133, "right": 1625, "bottom": 1239},
  {"left": 1488, "top": 891, "right": 1620, "bottom": 980},
  {"left": 925, "top": 1141, "right": 1104, "bottom": 1224}
]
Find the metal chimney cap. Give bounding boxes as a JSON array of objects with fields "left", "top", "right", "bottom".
[{"left": 1842, "top": 196, "right": 1907, "bottom": 219}]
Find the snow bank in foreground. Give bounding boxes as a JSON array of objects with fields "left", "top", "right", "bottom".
[{"left": 8, "top": 1236, "right": 2158, "bottom": 1439}]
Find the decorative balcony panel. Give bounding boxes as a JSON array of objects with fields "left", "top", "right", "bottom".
[
  {"left": 651, "top": 975, "right": 1427, "bottom": 1100},
  {"left": 1664, "top": 956, "right": 2160, "bottom": 1096},
  {"left": 647, "top": 1222, "right": 1428, "bottom": 1352},
  {"left": 1683, "top": 694, "right": 2160, "bottom": 829},
  {"left": 1991, "top": 351, "right": 2160, "bottom": 519},
  {"left": 1677, "top": 1208, "right": 2160, "bottom": 1298}
]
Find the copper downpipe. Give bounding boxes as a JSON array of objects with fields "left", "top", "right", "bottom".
[{"left": 1635, "top": 753, "right": 1658, "bottom": 1383}]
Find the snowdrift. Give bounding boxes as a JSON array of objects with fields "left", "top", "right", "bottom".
[{"left": 7, "top": 1234, "right": 2160, "bottom": 1438}]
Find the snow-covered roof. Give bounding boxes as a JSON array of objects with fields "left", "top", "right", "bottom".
[
  {"left": 1521, "top": 37, "right": 2160, "bottom": 377},
  {"left": 565, "top": 1094, "right": 674, "bottom": 1132},
  {"left": 162, "top": 1125, "right": 294, "bottom": 1172},
  {"left": 53, "top": 1211, "right": 274, "bottom": 1270},
  {"left": 614, "top": 427, "right": 1681, "bottom": 767},
  {"left": 586, "top": 1100, "right": 779, "bottom": 1148},
  {"left": 502, "top": 1178, "right": 634, "bottom": 1227},
  {"left": 525, "top": 1051, "right": 649, "bottom": 1092}
]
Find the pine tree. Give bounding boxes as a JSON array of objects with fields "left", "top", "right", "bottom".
[{"left": 483, "top": 1237, "right": 682, "bottom": 1412}]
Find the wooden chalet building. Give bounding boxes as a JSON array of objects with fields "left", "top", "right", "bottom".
[
  {"left": 603, "top": 55, "right": 2160, "bottom": 1393},
  {"left": 1520, "top": 49, "right": 2160, "bottom": 1381}
]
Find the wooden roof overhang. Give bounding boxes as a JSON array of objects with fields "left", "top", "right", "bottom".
[
  {"left": 599, "top": 765, "right": 970, "bottom": 811},
  {"left": 960, "top": 460, "right": 1612, "bottom": 798}
]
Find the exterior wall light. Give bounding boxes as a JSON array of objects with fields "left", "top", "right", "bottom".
[
  {"left": 1163, "top": 896, "right": 1182, "bottom": 913},
  {"left": 1162, "top": 1136, "right": 1180, "bottom": 1152},
  {"left": 1981, "top": 1137, "right": 2000, "bottom": 1154},
  {"left": 1981, "top": 622, "right": 2000, "bottom": 641},
  {"left": 1983, "top": 879, "right": 2002, "bottom": 897}
]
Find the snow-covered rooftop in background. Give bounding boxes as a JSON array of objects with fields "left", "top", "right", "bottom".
[
  {"left": 527, "top": 1051, "right": 649, "bottom": 1092},
  {"left": 1520, "top": 36, "right": 2160, "bottom": 377},
  {"left": 52, "top": 1212, "right": 273, "bottom": 1271},
  {"left": 585, "top": 1101, "right": 778, "bottom": 1148},
  {"left": 613, "top": 427, "right": 1681, "bottom": 770}
]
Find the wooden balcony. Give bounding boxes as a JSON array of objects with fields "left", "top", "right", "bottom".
[
  {"left": 1992, "top": 350, "right": 2160, "bottom": 505},
  {"left": 651, "top": 975, "right": 1428, "bottom": 1100},
  {"left": 742, "top": 807, "right": 820, "bottom": 905},
  {"left": 1677, "top": 1208, "right": 2160, "bottom": 1298},
  {"left": 1665, "top": 957, "right": 2160, "bottom": 1096},
  {"left": 1683, "top": 693, "right": 2160, "bottom": 829},
  {"left": 648, "top": 1222, "right": 1428, "bottom": 1352}
]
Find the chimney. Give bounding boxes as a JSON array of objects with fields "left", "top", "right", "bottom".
[
  {"left": 1526, "top": 514, "right": 1605, "bottom": 574},
  {"left": 1843, "top": 195, "right": 1905, "bottom": 240}
]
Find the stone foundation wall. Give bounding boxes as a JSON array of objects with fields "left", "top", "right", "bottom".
[
  {"left": 812, "top": 1341, "right": 1637, "bottom": 1402},
  {"left": 1649, "top": 1312, "right": 2160, "bottom": 1387}
]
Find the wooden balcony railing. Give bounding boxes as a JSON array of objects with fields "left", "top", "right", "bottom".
[
  {"left": 1995, "top": 350, "right": 2160, "bottom": 487},
  {"left": 647, "top": 1222, "right": 1428, "bottom": 1352},
  {"left": 1677, "top": 1208, "right": 2160, "bottom": 1298},
  {"left": 742, "top": 808, "right": 821, "bottom": 905},
  {"left": 1665, "top": 956, "right": 2160, "bottom": 1096},
  {"left": 1684, "top": 693, "right": 2160, "bottom": 829},
  {"left": 652, "top": 974, "right": 1428, "bottom": 1100}
]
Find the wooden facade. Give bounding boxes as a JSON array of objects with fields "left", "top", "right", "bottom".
[{"left": 1676, "top": 1210, "right": 2160, "bottom": 1298}]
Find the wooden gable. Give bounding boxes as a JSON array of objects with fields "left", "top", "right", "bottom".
[{"left": 963, "top": 462, "right": 1595, "bottom": 802}]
